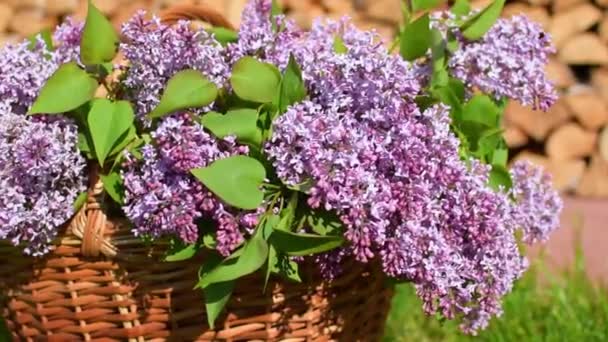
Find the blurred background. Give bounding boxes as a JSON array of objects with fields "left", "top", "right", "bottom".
[{"left": 0, "top": 0, "right": 607, "bottom": 340}]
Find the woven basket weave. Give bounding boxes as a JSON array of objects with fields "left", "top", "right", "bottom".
[{"left": 0, "top": 4, "right": 393, "bottom": 341}]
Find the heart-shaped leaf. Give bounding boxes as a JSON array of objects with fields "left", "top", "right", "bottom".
[
  {"left": 451, "top": 0, "right": 471, "bottom": 16},
  {"left": 204, "top": 280, "right": 235, "bottom": 329},
  {"left": 230, "top": 57, "right": 281, "bottom": 103},
  {"left": 277, "top": 54, "right": 307, "bottom": 113},
  {"left": 200, "top": 109, "right": 261, "bottom": 145},
  {"left": 28, "top": 62, "right": 98, "bottom": 115},
  {"left": 149, "top": 69, "right": 218, "bottom": 119},
  {"left": 165, "top": 244, "right": 198, "bottom": 262},
  {"left": 400, "top": 13, "right": 432, "bottom": 61},
  {"left": 412, "top": 0, "right": 446, "bottom": 11},
  {"left": 191, "top": 155, "right": 266, "bottom": 210},
  {"left": 461, "top": 0, "right": 505, "bottom": 40},
  {"left": 269, "top": 230, "right": 344, "bottom": 256},
  {"left": 461, "top": 95, "right": 501, "bottom": 128},
  {"left": 197, "top": 230, "right": 269, "bottom": 288},
  {"left": 489, "top": 164, "right": 512, "bottom": 191},
  {"left": 88, "top": 99, "right": 135, "bottom": 165},
  {"left": 100, "top": 171, "right": 125, "bottom": 205},
  {"left": 81, "top": 0, "right": 119, "bottom": 65},
  {"left": 207, "top": 27, "right": 238, "bottom": 46}
]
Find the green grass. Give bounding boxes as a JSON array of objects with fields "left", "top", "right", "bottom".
[
  {"left": 384, "top": 244, "right": 608, "bottom": 341},
  {"left": 0, "top": 316, "right": 9, "bottom": 342}
]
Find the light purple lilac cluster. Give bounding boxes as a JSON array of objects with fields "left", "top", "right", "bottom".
[
  {"left": 509, "top": 160, "right": 563, "bottom": 244},
  {"left": 0, "top": 20, "right": 87, "bottom": 255},
  {"left": 261, "top": 4, "right": 561, "bottom": 332},
  {"left": 225, "top": 0, "right": 303, "bottom": 68},
  {"left": 121, "top": 114, "right": 253, "bottom": 255},
  {"left": 0, "top": 108, "right": 87, "bottom": 256},
  {"left": 448, "top": 15, "right": 557, "bottom": 111},
  {"left": 120, "top": 12, "right": 230, "bottom": 120}
]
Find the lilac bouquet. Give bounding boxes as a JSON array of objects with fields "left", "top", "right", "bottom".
[{"left": 0, "top": 0, "right": 562, "bottom": 333}]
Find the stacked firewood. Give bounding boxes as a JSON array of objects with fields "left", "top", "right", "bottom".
[
  {"left": 499, "top": 1, "right": 608, "bottom": 197},
  {"left": 0, "top": 0, "right": 607, "bottom": 197},
  {"left": 0, "top": 0, "right": 398, "bottom": 44}
]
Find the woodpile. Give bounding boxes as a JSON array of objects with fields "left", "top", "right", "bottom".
[
  {"left": 1, "top": 0, "right": 608, "bottom": 197},
  {"left": 500, "top": 0, "right": 608, "bottom": 197}
]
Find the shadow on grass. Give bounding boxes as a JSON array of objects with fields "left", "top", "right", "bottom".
[{"left": 384, "top": 215, "right": 608, "bottom": 341}]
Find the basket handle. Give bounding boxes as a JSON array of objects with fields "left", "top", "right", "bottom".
[
  {"left": 159, "top": 3, "right": 235, "bottom": 29},
  {"left": 75, "top": 3, "right": 234, "bottom": 258}
]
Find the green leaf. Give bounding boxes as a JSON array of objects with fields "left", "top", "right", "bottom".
[
  {"left": 28, "top": 62, "right": 98, "bottom": 115},
  {"left": 78, "top": 131, "right": 92, "bottom": 154},
  {"left": 262, "top": 215, "right": 280, "bottom": 240},
  {"left": 270, "top": 0, "right": 284, "bottom": 33},
  {"left": 191, "top": 156, "right": 266, "bottom": 210},
  {"left": 230, "top": 57, "right": 281, "bottom": 103},
  {"left": 207, "top": 27, "right": 238, "bottom": 46},
  {"left": 87, "top": 99, "right": 135, "bottom": 165},
  {"left": 277, "top": 54, "right": 307, "bottom": 113},
  {"left": 28, "top": 29, "right": 54, "bottom": 51},
  {"left": 333, "top": 35, "right": 348, "bottom": 54},
  {"left": 400, "top": 13, "right": 432, "bottom": 61},
  {"left": 492, "top": 141, "right": 509, "bottom": 167},
  {"left": 149, "top": 69, "right": 218, "bottom": 119},
  {"left": 461, "top": 95, "right": 501, "bottom": 128},
  {"left": 81, "top": 0, "right": 119, "bottom": 65},
  {"left": 73, "top": 191, "right": 88, "bottom": 211},
  {"left": 451, "top": 0, "right": 471, "bottom": 16},
  {"left": 412, "top": 0, "right": 446, "bottom": 11},
  {"left": 461, "top": 0, "right": 505, "bottom": 40},
  {"left": 271, "top": 0, "right": 283, "bottom": 15},
  {"left": 203, "top": 233, "right": 218, "bottom": 249},
  {"left": 165, "top": 244, "right": 198, "bottom": 262},
  {"left": 108, "top": 125, "right": 137, "bottom": 158},
  {"left": 198, "top": 230, "right": 269, "bottom": 288},
  {"left": 200, "top": 109, "right": 261, "bottom": 146},
  {"left": 266, "top": 246, "right": 301, "bottom": 290},
  {"left": 100, "top": 171, "right": 125, "bottom": 205},
  {"left": 306, "top": 209, "right": 343, "bottom": 236},
  {"left": 430, "top": 29, "right": 448, "bottom": 88},
  {"left": 269, "top": 230, "right": 344, "bottom": 256},
  {"left": 477, "top": 128, "right": 503, "bottom": 161},
  {"left": 489, "top": 164, "right": 513, "bottom": 191},
  {"left": 0, "top": 317, "right": 10, "bottom": 342},
  {"left": 204, "top": 281, "right": 235, "bottom": 329}
]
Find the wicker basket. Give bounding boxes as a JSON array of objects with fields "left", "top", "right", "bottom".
[{"left": 0, "top": 4, "right": 394, "bottom": 341}]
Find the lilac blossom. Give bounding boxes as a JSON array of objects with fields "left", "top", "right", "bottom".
[
  {"left": 0, "top": 110, "right": 87, "bottom": 256},
  {"left": 121, "top": 115, "right": 252, "bottom": 255},
  {"left": 448, "top": 15, "right": 557, "bottom": 110},
  {"left": 52, "top": 18, "right": 85, "bottom": 64},
  {"left": 0, "top": 20, "right": 83, "bottom": 112},
  {"left": 264, "top": 12, "right": 561, "bottom": 332},
  {"left": 120, "top": 12, "right": 230, "bottom": 120},
  {"left": 225, "top": 0, "right": 303, "bottom": 68},
  {"left": 509, "top": 160, "right": 563, "bottom": 244}
]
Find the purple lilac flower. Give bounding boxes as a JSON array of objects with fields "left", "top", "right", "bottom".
[
  {"left": 225, "top": 0, "right": 303, "bottom": 68},
  {"left": 0, "top": 20, "right": 83, "bottom": 112},
  {"left": 121, "top": 115, "right": 252, "bottom": 255},
  {"left": 120, "top": 12, "right": 230, "bottom": 120},
  {"left": 509, "top": 160, "right": 562, "bottom": 244},
  {"left": 52, "top": 18, "right": 85, "bottom": 64},
  {"left": 264, "top": 12, "right": 561, "bottom": 332},
  {"left": 0, "top": 110, "right": 87, "bottom": 256},
  {"left": 448, "top": 15, "right": 557, "bottom": 110},
  {"left": 0, "top": 23, "right": 87, "bottom": 256}
]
